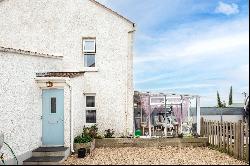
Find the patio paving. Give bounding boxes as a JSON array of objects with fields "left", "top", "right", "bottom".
[{"left": 64, "top": 146, "right": 247, "bottom": 165}]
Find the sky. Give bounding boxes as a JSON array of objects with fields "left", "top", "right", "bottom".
[{"left": 97, "top": 0, "right": 249, "bottom": 107}]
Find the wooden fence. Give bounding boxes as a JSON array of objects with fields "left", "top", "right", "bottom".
[{"left": 200, "top": 118, "right": 249, "bottom": 162}]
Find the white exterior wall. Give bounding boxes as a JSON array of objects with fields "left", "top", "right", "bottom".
[
  {"left": 71, "top": 76, "right": 85, "bottom": 138},
  {"left": 0, "top": 0, "right": 135, "bottom": 135},
  {"left": 0, "top": 51, "right": 62, "bottom": 161}
]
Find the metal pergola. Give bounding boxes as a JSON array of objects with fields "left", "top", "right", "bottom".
[{"left": 134, "top": 91, "right": 201, "bottom": 137}]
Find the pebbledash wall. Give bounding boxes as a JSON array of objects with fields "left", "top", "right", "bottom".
[
  {"left": 0, "top": 0, "right": 135, "bottom": 164},
  {"left": 0, "top": 49, "right": 63, "bottom": 164},
  {"left": 0, "top": 0, "right": 135, "bottom": 135}
]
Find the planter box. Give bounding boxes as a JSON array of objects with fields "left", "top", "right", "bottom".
[
  {"left": 74, "top": 139, "right": 95, "bottom": 154},
  {"left": 96, "top": 137, "right": 209, "bottom": 148}
]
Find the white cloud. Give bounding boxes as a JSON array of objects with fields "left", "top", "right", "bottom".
[
  {"left": 146, "top": 84, "right": 216, "bottom": 91},
  {"left": 135, "top": 73, "right": 169, "bottom": 84},
  {"left": 135, "top": 18, "right": 249, "bottom": 63},
  {"left": 215, "top": 1, "right": 240, "bottom": 15},
  {"left": 104, "top": 0, "right": 248, "bottom": 106},
  {"left": 182, "top": 32, "right": 249, "bottom": 58},
  {"left": 133, "top": 17, "right": 249, "bottom": 106}
]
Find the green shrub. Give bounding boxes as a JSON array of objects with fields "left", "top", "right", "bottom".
[
  {"left": 74, "top": 135, "right": 92, "bottom": 143},
  {"left": 74, "top": 125, "right": 102, "bottom": 143},
  {"left": 104, "top": 129, "right": 115, "bottom": 138},
  {"left": 83, "top": 124, "right": 99, "bottom": 139}
]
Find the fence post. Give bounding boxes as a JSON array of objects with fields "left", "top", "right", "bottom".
[
  {"left": 226, "top": 122, "right": 229, "bottom": 153},
  {"left": 206, "top": 121, "right": 209, "bottom": 138},
  {"left": 217, "top": 122, "right": 220, "bottom": 148},
  {"left": 223, "top": 122, "right": 226, "bottom": 151},
  {"left": 229, "top": 122, "right": 233, "bottom": 155},
  {"left": 220, "top": 122, "right": 223, "bottom": 149},
  {"left": 234, "top": 122, "right": 237, "bottom": 158},
  {"left": 246, "top": 122, "right": 249, "bottom": 162},
  {"left": 212, "top": 121, "right": 214, "bottom": 147},
  {"left": 201, "top": 117, "right": 204, "bottom": 137},
  {"left": 240, "top": 121, "right": 244, "bottom": 160},
  {"left": 208, "top": 121, "right": 211, "bottom": 144},
  {"left": 205, "top": 121, "right": 207, "bottom": 137},
  {"left": 235, "top": 120, "right": 241, "bottom": 159}
]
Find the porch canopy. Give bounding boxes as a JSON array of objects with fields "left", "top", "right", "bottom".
[{"left": 134, "top": 91, "right": 201, "bottom": 137}]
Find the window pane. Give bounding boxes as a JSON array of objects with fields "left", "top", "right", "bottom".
[
  {"left": 51, "top": 97, "right": 56, "bottom": 113},
  {"left": 86, "top": 96, "right": 95, "bottom": 107},
  {"left": 151, "top": 97, "right": 165, "bottom": 105},
  {"left": 86, "top": 110, "right": 96, "bottom": 123},
  {"left": 84, "top": 54, "right": 95, "bottom": 67},
  {"left": 84, "top": 40, "right": 95, "bottom": 52}
]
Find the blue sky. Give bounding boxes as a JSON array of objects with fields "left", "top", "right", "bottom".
[{"left": 97, "top": 0, "right": 249, "bottom": 106}]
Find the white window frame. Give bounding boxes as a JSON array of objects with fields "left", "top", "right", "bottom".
[
  {"left": 85, "top": 94, "right": 97, "bottom": 124},
  {"left": 83, "top": 39, "right": 96, "bottom": 53},
  {"left": 150, "top": 97, "right": 165, "bottom": 106}
]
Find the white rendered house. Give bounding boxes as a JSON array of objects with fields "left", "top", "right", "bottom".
[{"left": 0, "top": 0, "right": 135, "bottom": 164}]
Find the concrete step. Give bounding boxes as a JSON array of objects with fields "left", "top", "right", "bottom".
[
  {"left": 23, "top": 147, "right": 70, "bottom": 165},
  {"left": 23, "top": 156, "right": 65, "bottom": 165},
  {"left": 32, "top": 147, "right": 69, "bottom": 157}
]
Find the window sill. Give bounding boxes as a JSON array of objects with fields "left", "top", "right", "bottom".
[
  {"left": 80, "top": 67, "right": 99, "bottom": 72},
  {"left": 85, "top": 123, "right": 97, "bottom": 126}
]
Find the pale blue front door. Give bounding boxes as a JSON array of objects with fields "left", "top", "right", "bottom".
[{"left": 42, "top": 89, "right": 64, "bottom": 146}]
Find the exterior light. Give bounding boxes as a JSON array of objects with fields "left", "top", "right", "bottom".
[{"left": 46, "top": 81, "right": 53, "bottom": 87}]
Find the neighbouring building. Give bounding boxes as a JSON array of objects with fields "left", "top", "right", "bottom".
[
  {"left": 0, "top": 0, "right": 135, "bottom": 164},
  {"left": 199, "top": 107, "right": 245, "bottom": 122},
  {"left": 228, "top": 103, "right": 245, "bottom": 108}
]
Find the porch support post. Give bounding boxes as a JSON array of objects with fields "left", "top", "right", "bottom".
[
  {"left": 148, "top": 95, "right": 152, "bottom": 137},
  {"left": 196, "top": 96, "right": 201, "bottom": 135}
]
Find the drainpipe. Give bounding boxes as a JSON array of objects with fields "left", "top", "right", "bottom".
[
  {"left": 127, "top": 28, "right": 136, "bottom": 135},
  {"left": 66, "top": 80, "right": 74, "bottom": 153}
]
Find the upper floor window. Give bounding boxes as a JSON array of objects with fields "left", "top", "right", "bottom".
[
  {"left": 83, "top": 38, "right": 96, "bottom": 68},
  {"left": 83, "top": 39, "right": 96, "bottom": 53}
]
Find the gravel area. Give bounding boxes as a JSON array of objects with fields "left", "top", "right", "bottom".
[{"left": 64, "top": 147, "right": 247, "bottom": 165}]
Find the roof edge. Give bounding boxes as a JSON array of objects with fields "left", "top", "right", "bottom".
[
  {"left": 0, "top": 46, "right": 63, "bottom": 59},
  {"left": 0, "top": 0, "right": 135, "bottom": 26},
  {"left": 88, "top": 0, "right": 135, "bottom": 26}
]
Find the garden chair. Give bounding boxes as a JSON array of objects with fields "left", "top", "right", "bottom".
[
  {"left": 163, "top": 117, "right": 174, "bottom": 137},
  {"left": 154, "top": 116, "right": 164, "bottom": 137},
  {"left": 181, "top": 117, "right": 193, "bottom": 136}
]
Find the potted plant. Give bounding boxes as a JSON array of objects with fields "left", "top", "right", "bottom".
[
  {"left": 73, "top": 135, "right": 93, "bottom": 154},
  {"left": 73, "top": 125, "right": 100, "bottom": 154}
]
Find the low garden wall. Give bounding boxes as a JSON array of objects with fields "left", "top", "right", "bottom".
[{"left": 95, "top": 137, "right": 209, "bottom": 148}]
